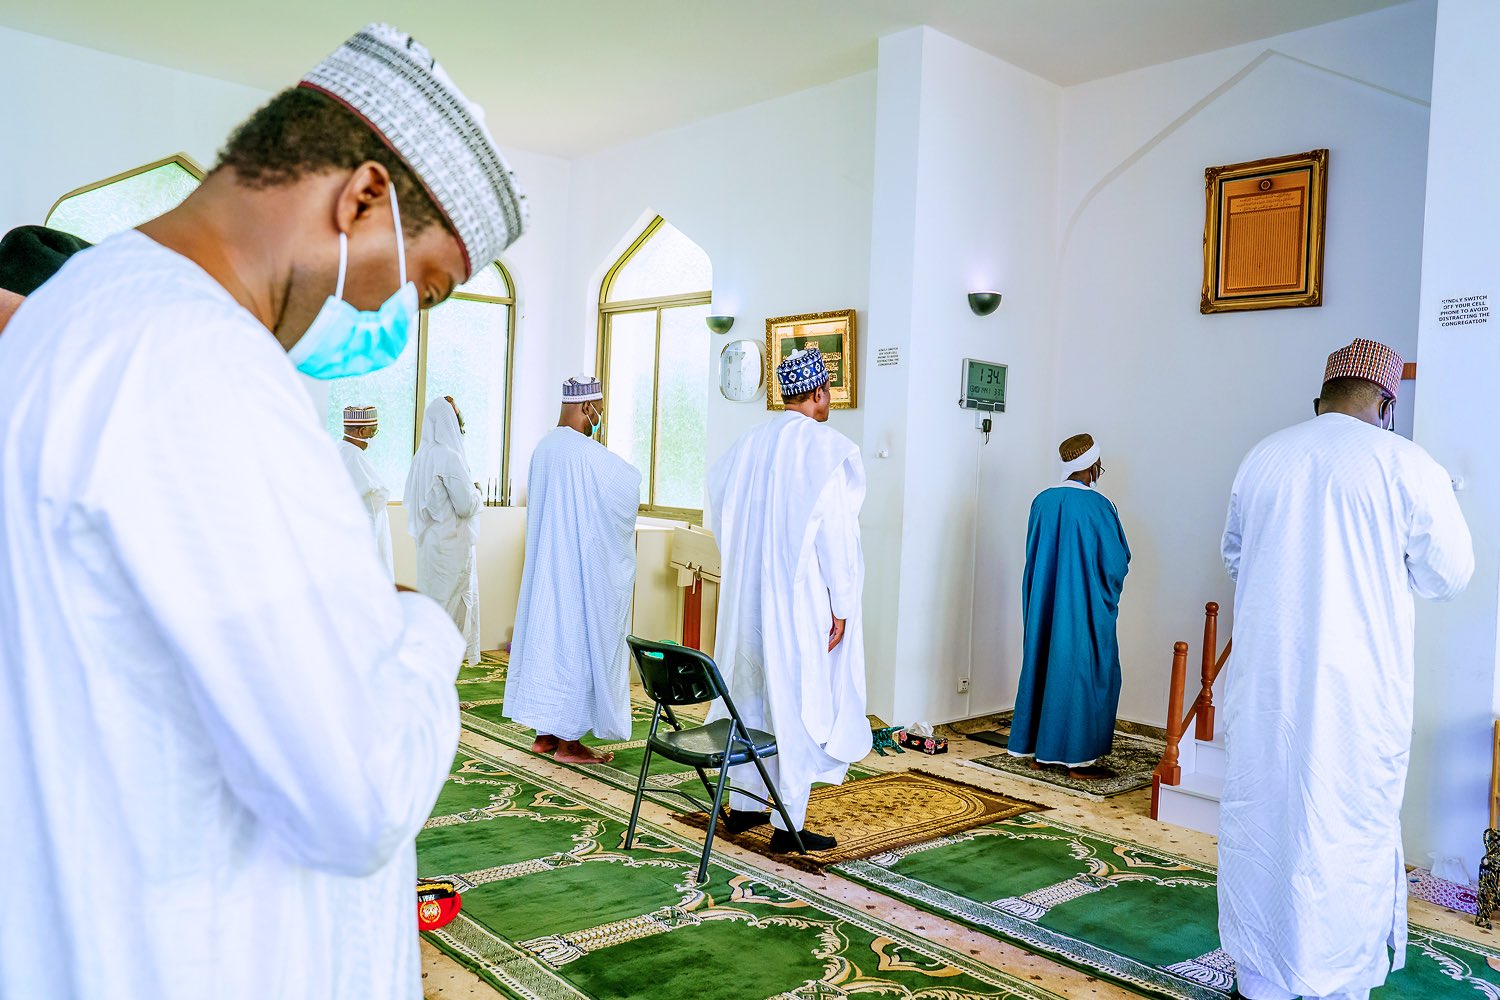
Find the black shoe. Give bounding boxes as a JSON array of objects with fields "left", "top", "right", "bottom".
[
  {"left": 723, "top": 809, "right": 770, "bottom": 833},
  {"left": 770, "top": 828, "right": 836, "bottom": 853}
]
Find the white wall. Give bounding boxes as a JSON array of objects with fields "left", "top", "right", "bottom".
[
  {"left": 0, "top": 25, "right": 267, "bottom": 232},
  {"left": 1409, "top": 0, "right": 1500, "bottom": 884},
  {"left": 560, "top": 72, "right": 877, "bottom": 476},
  {"left": 1051, "top": 2, "right": 1436, "bottom": 726},
  {"left": 862, "top": 28, "right": 1062, "bottom": 726}
]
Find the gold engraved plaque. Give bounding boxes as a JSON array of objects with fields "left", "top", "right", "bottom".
[{"left": 1202, "top": 149, "right": 1327, "bottom": 313}]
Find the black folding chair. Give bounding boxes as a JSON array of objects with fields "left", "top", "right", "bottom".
[{"left": 623, "top": 636, "right": 807, "bottom": 883}]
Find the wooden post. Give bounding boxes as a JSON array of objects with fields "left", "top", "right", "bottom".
[
  {"left": 682, "top": 578, "right": 703, "bottom": 650},
  {"left": 1195, "top": 602, "right": 1219, "bottom": 741},
  {"left": 1490, "top": 719, "right": 1499, "bottom": 831},
  {"left": 1159, "top": 641, "right": 1189, "bottom": 787}
]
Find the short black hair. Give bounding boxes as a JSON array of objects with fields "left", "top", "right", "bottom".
[
  {"left": 1319, "top": 376, "right": 1387, "bottom": 407},
  {"left": 215, "top": 87, "right": 450, "bottom": 241},
  {"left": 783, "top": 382, "right": 826, "bottom": 406}
]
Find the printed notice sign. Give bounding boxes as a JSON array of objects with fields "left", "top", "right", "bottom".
[
  {"left": 876, "top": 347, "right": 901, "bottom": 367},
  {"left": 1438, "top": 294, "right": 1489, "bottom": 328}
]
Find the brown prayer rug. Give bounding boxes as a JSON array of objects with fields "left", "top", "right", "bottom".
[{"left": 675, "top": 770, "right": 1045, "bottom": 871}]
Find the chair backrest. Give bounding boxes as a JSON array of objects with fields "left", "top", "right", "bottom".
[{"left": 626, "top": 636, "right": 729, "bottom": 707}]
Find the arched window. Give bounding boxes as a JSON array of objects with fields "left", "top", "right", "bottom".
[
  {"left": 46, "top": 154, "right": 204, "bottom": 242},
  {"left": 323, "top": 261, "right": 516, "bottom": 503},
  {"left": 598, "top": 216, "right": 711, "bottom": 519}
]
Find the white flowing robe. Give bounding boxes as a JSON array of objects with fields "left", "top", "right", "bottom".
[
  {"left": 339, "top": 439, "right": 395, "bottom": 579},
  {"left": 1219, "top": 412, "right": 1473, "bottom": 997},
  {"left": 0, "top": 232, "right": 464, "bottom": 1000},
  {"left": 405, "top": 398, "right": 483, "bottom": 663},
  {"left": 708, "top": 411, "right": 871, "bottom": 830},
  {"left": 505, "top": 427, "right": 641, "bottom": 741}
]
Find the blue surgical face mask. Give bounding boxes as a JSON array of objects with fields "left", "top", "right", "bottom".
[
  {"left": 587, "top": 403, "right": 602, "bottom": 438},
  {"left": 289, "top": 185, "right": 418, "bottom": 380}
]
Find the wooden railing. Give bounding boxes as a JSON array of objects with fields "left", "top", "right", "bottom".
[{"left": 1150, "top": 602, "right": 1232, "bottom": 820}]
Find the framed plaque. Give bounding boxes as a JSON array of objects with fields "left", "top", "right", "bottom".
[
  {"left": 766, "top": 309, "right": 857, "bottom": 410},
  {"left": 1201, "top": 149, "right": 1328, "bottom": 314}
]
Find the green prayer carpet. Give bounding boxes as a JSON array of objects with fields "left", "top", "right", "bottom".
[
  {"left": 832, "top": 814, "right": 1500, "bottom": 1000},
  {"left": 417, "top": 746, "right": 1062, "bottom": 1000}
]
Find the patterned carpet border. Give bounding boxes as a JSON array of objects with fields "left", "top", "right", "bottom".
[
  {"left": 425, "top": 741, "right": 1065, "bottom": 1000},
  {"left": 833, "top": 814, "right": 1222, "bottom": 1000},
  {"left": 675, "top": 770, "right": 1047, "bottom": 872}
]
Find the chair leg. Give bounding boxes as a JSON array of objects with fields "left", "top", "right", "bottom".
[
  {"left": 747, "top": 748, "right": 806, "bottom": 855},
  {"left": 697, "top": 750, "right": 734, "bottom": 885},
  {"left": 625, "top": 713, "right": 662, "bottom": 851}
]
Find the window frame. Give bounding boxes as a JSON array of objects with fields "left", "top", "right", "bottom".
[
  {"left": 596, "top": 217, "right": 711, "bottom": 523},
  {"left": 412, "top": 260, "right": 518, "bottom": 505},
  {"left": 45, "top": 153, "right": 206, "bottom": 228}
]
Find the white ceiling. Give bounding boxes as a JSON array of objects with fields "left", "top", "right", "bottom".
[{"left": 0, "top": 0, "right": 1407, "bottom": 157}]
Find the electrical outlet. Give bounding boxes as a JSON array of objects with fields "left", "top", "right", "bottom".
[{"left": 956, "top": 677, "right": 971, "bottom": 695}]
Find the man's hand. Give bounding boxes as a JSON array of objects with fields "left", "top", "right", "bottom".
[{"left": 828, "top": 616, "right": 846, "bottom": 651}]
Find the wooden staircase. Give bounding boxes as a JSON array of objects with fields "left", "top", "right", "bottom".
[{"left": 1151, "top": 602, "right": 1231, "bottom": 833}]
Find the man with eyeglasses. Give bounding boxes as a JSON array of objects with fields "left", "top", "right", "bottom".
[{"left": 1218, "top": 338, "right": 1473, "bottom": 1000}]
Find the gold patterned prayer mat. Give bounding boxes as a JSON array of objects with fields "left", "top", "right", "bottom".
[
  {"left": 419, "top": 746, "right": 1063, "bottom": 1000},
  {"left": 676, "top": 770, "right": 1046, "bottom": 871}
]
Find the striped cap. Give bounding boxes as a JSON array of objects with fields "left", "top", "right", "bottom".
[
  {"left": 343, "top": 405, "right": 379, "bottom": 426},
  {"left": 300, "top": 23, "right": 529, "bottom": 279},
  {"left": 563, "top": 375, "right": 603, "bottom": 402},
  {"left": 1323, "top": 338, "right": 1403, "bottom": 399}
]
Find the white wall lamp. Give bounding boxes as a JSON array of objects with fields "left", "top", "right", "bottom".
[
  {"left": 967, "top": 291, "right": 1002, "bottom": 316},
  {"left": 705, "top": 315, "right": 736, "bottom": 334}
]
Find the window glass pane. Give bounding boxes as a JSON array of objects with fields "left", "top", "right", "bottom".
[
  {"left": 604, "top": 309, "right": 657, "bottom": 504},
  {"left": 424, "top": 299, "right": 510, "bottom": 498},
  {"left": 324, "top": 342, "right": 418, "bottom": 501},
  {"left": 606, "top": 220, "right": 711, "bottom": 302},
  {"left": 46, "top": 160, "right": 200, "bottom": 243},
  {"left": 454, "top": 262, "right": 511, "bottom": 300},
  {"left": 655, "top": 303, "right": 710, "bottom": 510}
]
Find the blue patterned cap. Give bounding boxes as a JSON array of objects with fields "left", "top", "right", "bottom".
[
  {"left": 562, "top": 374, "right": 603, "bottom": 402},
  {"left": 777, "top": 347, "right": 829, "bottom": 397}
]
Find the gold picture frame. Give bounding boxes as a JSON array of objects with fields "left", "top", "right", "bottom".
[
  {"left": 766, "top": 309, "right": 858, "bottom": 410},
  {"left": 1201, "top": 149, "right": 1328, "bottom": 314}
]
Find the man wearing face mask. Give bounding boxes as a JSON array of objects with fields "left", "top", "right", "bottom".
[
  {"left": 1217, "top": 338, "right": 1472, "bottom": 1000},
  {"left": 0, "top": 23, "right": 526, "bottom": 1000},
  {"left": 505, "top": 375, "right": 641, "bottom": 763},
  {"left": 406, "top": 396, "right": 484, "bottom": 665},
  {"left": 339, "top": 405, "right": 394, "bottom": 579},
  {"left": 1006, "top": 433, "right": 1131, "bottom": 780}
]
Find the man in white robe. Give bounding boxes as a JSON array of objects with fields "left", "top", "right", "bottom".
[
  {"left": 708, "top": 346, "right": 872, "bottom": 852},
  {"left": 0, "top": 23, "right": 527, "bottom": 1000},
  {"left": 1218, "top": 338, "right": 1473, "bottom": 1000},
  {"left": 406, "top": 396, "right": 484, "bottom": 664},
  {"left": 506, "top": 375, "right": 641, "bottom": 762},
  {"left": 339, "top": 404, "right": 395, "bottom": 579}
]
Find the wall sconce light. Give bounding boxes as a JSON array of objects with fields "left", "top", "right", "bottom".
[
  {"left": 705, "top": 314, "right": 736, "bottom": 334},
  {"left": 967, "top": 291, "right": 1002, "bottom": 316}
]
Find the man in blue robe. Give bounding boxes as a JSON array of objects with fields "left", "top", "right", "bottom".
[{"left": 1007, "top": 433, "right": 1131, "bottom": 779}]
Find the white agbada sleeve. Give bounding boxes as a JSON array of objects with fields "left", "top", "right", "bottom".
[
  {"left": 106, "top": 364, "right": 462, "bottom": 876},
  {"left": 813, "top": 468, "right": 862, "bottom": 621},
  {"left": 1404, "top": 461, "right": 1472, "bottom": 601},
  {"left": 1221, "top": 489, "right": 1243, "bottom": 583}
]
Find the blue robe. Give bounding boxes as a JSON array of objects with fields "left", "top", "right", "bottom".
[{"left": 1008, "top": 482, "right": 1131, "bottom": 766}]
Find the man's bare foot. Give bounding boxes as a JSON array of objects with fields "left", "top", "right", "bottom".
[
  {"left": 554, "top": 739, "right": 615, "bottom": 764},
  {"left": 531, "top": 734, "right": 560, "bottom": 754},
  {"left": 1027, "top": 759, "right": 1044, "bottom": 771},
  {"left": 1068, "top": 765, "right": 1115, "bottom": 780}
]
